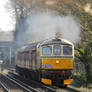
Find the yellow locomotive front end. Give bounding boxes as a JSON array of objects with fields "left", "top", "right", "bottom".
[{"left": 40, "top": 38, "right": 74, "bottom": 86}]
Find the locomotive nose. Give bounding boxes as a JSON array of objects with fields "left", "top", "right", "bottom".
[
  {"left": 53, "top": 74, "right": 62, "bottom": 79},
  {"left": 50, "top": 72, "right": 64, "bottom": 80}
]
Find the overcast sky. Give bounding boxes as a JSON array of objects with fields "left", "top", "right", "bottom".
[{"left": 0, "top": 0, "right": 15, "bottom": 32}]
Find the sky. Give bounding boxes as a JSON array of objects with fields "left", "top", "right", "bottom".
[{"left": 0, "top": 0, "right": 15, "bottom": 32}]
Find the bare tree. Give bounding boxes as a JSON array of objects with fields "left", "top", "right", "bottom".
[
  {"left": 10, "top": 0, "right": 48, "bottom": 44},
  {"left": 10, "top": 0, "right": 33, "bottom": 44}
]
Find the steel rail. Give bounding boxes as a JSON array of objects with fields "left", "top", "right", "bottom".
[
  {"left": 42, "top": 85, "right": 56, "bottom": 92},
  {"left": 66, "top": 86, "right": 80, "bottom": 92},
  {"left": 0, "top": 80, "right": 9, "bottom": 92},
  {"left": 6, "top": 74, "right": 40, "bottom": 92},
  {"left": 0, "top": 74, "right": 24, "bottom": 92},
  {"left": 8, "top": 72, "right": 57, "bottom": 92}
]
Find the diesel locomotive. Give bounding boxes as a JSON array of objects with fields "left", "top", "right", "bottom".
[{"left": 15, "top": 38, "right": 74, "bottom": 86}]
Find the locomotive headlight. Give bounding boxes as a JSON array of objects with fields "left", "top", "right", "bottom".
[{"left": 56, "top": 60, "right": 59, "bottom": 63}]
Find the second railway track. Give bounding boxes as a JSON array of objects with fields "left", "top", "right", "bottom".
[
  {"left": 0, "top": 74, "right": 41, "bottom": 92},
  {"left": 7, "top": 72, "right": 57, "bottom": 92},
  {"left": 0, "top": 74, "right": 24, "bottom": 92}
]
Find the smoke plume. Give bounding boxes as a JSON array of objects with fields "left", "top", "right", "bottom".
[
  {"left": 27, "top": 12, "right": 81, "bottom": 43},
  {"left": 14, "top": 12, "right": 81, "bottom": 45}
]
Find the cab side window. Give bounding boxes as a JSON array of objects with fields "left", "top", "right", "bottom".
[{"left": 42, "top": 46, "right": 52, "bottom": 55}]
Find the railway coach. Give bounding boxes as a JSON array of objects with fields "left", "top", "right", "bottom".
[{"left": 15, "top": 38, "right": 74, "bottom": 87}]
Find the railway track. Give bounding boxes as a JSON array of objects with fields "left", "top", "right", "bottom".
[
  {"left": 0, "top": 74, "right": 23, "bottom": 92},
  {"left": 7, "top": 72, "right": 80, "bottom": 92},
  {"left": 7, "top": 72, "right": 56, "bottom": 92},
  {"left": 0, "top": 74, "right": 41, "bottom": 92}
]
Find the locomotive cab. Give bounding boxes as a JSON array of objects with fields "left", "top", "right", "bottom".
[{"left": 39, "top": 38, "right": 74, "bottom": 86}]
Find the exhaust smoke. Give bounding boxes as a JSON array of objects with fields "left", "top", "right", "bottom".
[
  {"left": 27, "top": 12, "right": 81, "bottom": 43},
  {"left": 14, "top": 12, "right": 81, "bottom": 45}
]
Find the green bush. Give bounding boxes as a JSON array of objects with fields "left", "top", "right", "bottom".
[{"left": 72, "top": 74, "right": 87, "bottom": 87}]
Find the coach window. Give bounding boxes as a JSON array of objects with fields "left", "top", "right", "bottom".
[
  {"left": 42, "top": 46, "right": 52, "bottom": 55},
  {"left": 54, "top": 44, "right": 61, "bottom": 55},
  {"left": 63, "top": 45, "right": 72, "bottom": 55}
]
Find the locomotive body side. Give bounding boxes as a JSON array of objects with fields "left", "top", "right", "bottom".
[{"left": 15, "top": 44, "right": 41, "bottom": 80}]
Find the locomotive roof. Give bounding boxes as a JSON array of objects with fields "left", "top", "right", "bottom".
[
  {"left": 38, "top": 38, "right": 73, "bottom": 46},
  {"left": 18, "top": 42, "right": 38, "bottom": 52},
  {"left": 18, "top": 38, "right": 73, "bottom": 52}
]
